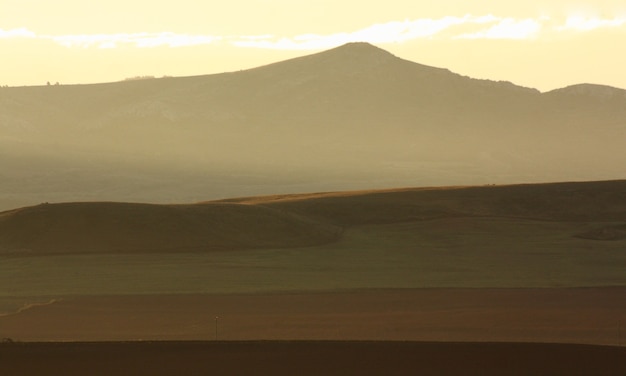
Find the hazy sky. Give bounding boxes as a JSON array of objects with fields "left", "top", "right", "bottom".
[{"left": 1, "top": 0, "right": 625, "bottom": 91}]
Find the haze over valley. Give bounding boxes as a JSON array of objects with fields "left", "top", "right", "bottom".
[{"left": 2, "top": 42, "right": 626, "bottom": 211}]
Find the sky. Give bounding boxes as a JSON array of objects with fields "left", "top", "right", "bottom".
[{"left": 1, "top": 0, "right": 625, "bottom": 91}]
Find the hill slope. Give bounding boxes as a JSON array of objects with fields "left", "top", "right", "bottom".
[
  {"left": 1, "top": 180, "right": 625, "bottom": 254},
  {"left": 0, "top": 202, "right": 341, "bottom": 254},
  {"left": 224, "top": 179, "right": 626, "bottom": 225}
]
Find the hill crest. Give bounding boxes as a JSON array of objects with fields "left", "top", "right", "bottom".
[{"left": 1, "top": 180, "right": 625, "bottom": 255}]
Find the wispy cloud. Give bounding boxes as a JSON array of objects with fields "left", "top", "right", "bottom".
[
  {"left": 234, "top": 15, "right": 502, "bottom": 49},
  {"left": 455, "top": 18, "right": 542, "bottom": 40},
  {"left": 556, "top": 15, "right": 626, "bottom": 31},
  {"left": 0, "top": 27, "right": 36, "bottom": 38},
  {"left": 2, "top": 14, "right": 625, "bottom": 51}
]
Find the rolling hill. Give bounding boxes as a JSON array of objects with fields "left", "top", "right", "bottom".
[
  {"left": 1, "top": 42, "right": 626, "bottom": 211},
  {"left": 1, "top": 180, "right": 625, "bottom": 254},
  {"left": 0, "top": 201, "right": 341, "bottom": 254}
]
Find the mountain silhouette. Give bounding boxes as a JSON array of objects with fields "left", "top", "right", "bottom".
[{"left": 1, "top": 42, "right": 625, "bottom": 210}]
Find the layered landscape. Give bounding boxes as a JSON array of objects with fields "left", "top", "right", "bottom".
[
  {"left": 1, "top": 180, "right": 626, "bottom": 374},
  {"left": 2, "top": 43, "right": 626, "bottom": 374},
  {"left": 2, "top": 43, "right": 626, "bottom": 211}
]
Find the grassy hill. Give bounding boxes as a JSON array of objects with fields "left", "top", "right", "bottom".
[
  {"left": 1, "top": 180, "right": 625, "bottom": 255},
  {"left": 0, "top": 202, "right": 341, "bottom": 254},
  {"left": 222, "top": 179, "right": 626, "bottom": 225}
]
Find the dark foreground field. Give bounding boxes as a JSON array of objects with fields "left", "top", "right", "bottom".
[{"left": 1, "top": 340, "right": 625, "bottom": 376}]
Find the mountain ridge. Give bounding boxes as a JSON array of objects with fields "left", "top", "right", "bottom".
[
  {"left": 4, "top": 42, "right": 623, "bottom": 92},
  {"left": 1, "top": 42, "right": 625, "bottom": 211}
]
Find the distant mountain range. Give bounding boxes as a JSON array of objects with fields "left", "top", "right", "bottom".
[{"left": 1, "top": 42, "right": 625, "bottom": 210}]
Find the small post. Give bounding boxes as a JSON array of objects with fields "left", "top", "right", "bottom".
[
  {"left": 215, "top": 316, "right": 219, "bottom": 341},
  {"left": 619, "top": 319, "right": 622, "bottom": 347}
]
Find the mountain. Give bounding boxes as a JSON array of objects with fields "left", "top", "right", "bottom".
[{"left": 1, "top": 42, "right": 625, "bottom": 210}]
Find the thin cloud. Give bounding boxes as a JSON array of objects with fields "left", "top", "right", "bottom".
[
  {"left": 234, "top": 15, "right": 502, "bottom": 50},
  {"left": 237, "top": 14, "right": 624, "bottom": 49},
  {"left": 2, "top": 14, "right": 625, "bottom": 51},
  {"left": 239, "top": 34, "right": 274, "bottom": 41},
  {"left": 51, "top": 33, "right": 133, "bottom": 48},
  {"left": 0, "top": 27, "right": 36, "bottom": 38},
  {"left": 455, "top": 18, "right": 542, "bottom": 40},
  {"left": 556, "top": 15, "right": 626, "bottom": 31}
]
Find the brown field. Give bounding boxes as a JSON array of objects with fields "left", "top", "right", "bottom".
[
  {"left": 2, "top": 288, "right": 625, "bottom": 345},
  {"left": 1, "top": 340, "right": 625, "bottom": 376},
  {"left": 2, "top": 181, "right": 625, "bottom": 374}
]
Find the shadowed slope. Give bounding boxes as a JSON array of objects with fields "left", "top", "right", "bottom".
[
  {"left": 220, "top": 179, "right": 626, "bottom": 226},
  {"left": 1, "top": 180, "right": 625, "bottom": 254},
  {"left": 0, "top": 202, "right": 341, "bottom": 254}
]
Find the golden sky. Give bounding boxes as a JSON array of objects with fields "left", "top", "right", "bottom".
[{"left": 1, "top": 0, "right": 625, "bottom": 91}]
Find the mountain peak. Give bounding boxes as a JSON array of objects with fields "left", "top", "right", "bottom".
[
  {"left": 246, "top": 42, "right": 400, "bottom": 78},
  {"left": 331, "top": 42, "right": 393, "bottom": 54},
  {"left": 320, "top": 42, "right": 397, "bottom": 62}
]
